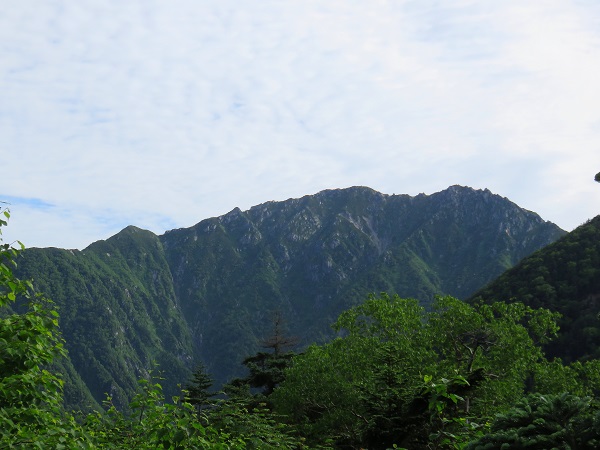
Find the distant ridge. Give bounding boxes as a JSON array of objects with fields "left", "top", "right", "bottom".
[{"left": 14, "top": 185, "right": 566, "bottom": 410}]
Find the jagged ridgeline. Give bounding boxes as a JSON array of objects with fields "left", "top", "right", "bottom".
[
  {"left": 470, "top": 215, "right": 600, "bottom": 362},
  {"left": 14, "top": 186, "right": 565, "bottom": 410}
]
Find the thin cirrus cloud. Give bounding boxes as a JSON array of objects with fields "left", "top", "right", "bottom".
[{"left": 1, "top": 0, "right": 599, "bottom": 249}]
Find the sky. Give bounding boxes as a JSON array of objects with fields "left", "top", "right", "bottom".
[{"left": 2, "top": 0, "right": 600, "bottom": 249}]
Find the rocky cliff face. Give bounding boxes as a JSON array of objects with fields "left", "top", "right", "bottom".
[{"left": 15, "top": 185, "right": 565, "bottom": 409}]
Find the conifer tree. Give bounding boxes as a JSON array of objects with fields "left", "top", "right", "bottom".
[
  {"left": 224, "top": 310, "right": 299, "bottom": 401},
  {"left": 242, "top": 310, "right": 299, "bottom": 396},
  {"left": 184, "top": 362, "right": 215, "bottom": 411},
  {"left": 466, "top": 392, "right": 600, "bottom": 449}
]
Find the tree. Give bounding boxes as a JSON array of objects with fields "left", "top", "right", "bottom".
[
  {"left": 205, "top": 311, "right": 304, "bottom": 449},
  {"left": 85, "top": 372, "right": 245, "bottom": 449},
  {"left": 466, "top": 393, "right": 600, "bottom": 449},
  {"left": 272, "top": 293, "right": 562, "bottom": 449},
  {"left": 272, "top": 294, "right": 432, "bottom": 447},
  {"left": 0, "top": 206, "right": 91, "bottom": 447},
  {"left": 228, "top": 311, "right": 299, "bottom": 398},
  {"left": 184, "top": 362, "right": 215, "bottom": 411},
  {"left": 243, "top": 312, "right": 298, "bottom": 397},
  {"left": 259, "top": 310, "right": 300, "bottom": 357},
  {"left": 595, "top": 172, "right": 600, "bottom": 183}
]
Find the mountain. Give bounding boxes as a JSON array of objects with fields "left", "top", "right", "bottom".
[
  {"left": 14, "top": 185, "right": 565, "bottom": 410},
  {"left": 469, "top": 215, "right": 600, "bottom": 362},
  {"left": 14, "top": 228, "right": 194, "bottom": 410}
]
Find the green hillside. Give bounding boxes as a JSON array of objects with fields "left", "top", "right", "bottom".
[
  {"left": 14, "top": 186, "right": 565, "bottom": 409},
  {"left": 470, "top": 215, "right": 600, "bottom": 362},
  {"left": 16, "top": 227, "right": 194, "bottom": 410}
]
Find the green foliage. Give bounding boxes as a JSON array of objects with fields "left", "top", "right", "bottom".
[
  {"left": 466, "top": 393, "right": 600, "bottom": 449},
  {"left": 530, "top": 358, "right": 600, "bottom": 402},
  {"left": 422, "top": 373, "right": 487, "bottom": 449},
  {"left": 470, "top": 215, "right": 600, "bottom": 363},
  {"left": 0, "top": 208, "right": 92, "bottom": 448},
  {"left": 0, "top": 210, "right": 247, "bottom": 449},
  {"left": 12, "top": 186, "right": 563, "bottom": 408},
  {"left": 273, "top": 293, "right": 562, "bottom": 449},
  {"left": 85, "top": 373, "right": 244, "bottom": 449},
  {"left": 14, "top": 226, "right": 195, "bottom": 410},
  {"left": 183, "top": 362, "right": 215, "bottom": 411},
  {"left": 206, "top": 398, "right": 308, "bottom": 450}
]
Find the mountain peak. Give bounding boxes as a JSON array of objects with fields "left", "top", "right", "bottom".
[{"left": 15, "top": 184, "right": 568, "bottom": 410}]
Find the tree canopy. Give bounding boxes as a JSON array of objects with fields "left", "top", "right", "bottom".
[{"left": 272, "top": 293, "right": 596, "bottom": 449}]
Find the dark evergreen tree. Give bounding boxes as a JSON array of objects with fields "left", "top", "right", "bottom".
[
  {"left": 184, "top": 362, "right": 214, "bottom": 411},
  {"left": 208, "top": 313, "right": 305, "bottom": 448},
  {"left": 239, "top": 350, "right": 295, "bottom": 397},
  {"left": 466, "top": 393, "right": 600, "bottom": 449},
  {"left": 259, "top": 311, "right": 300, "bottom": 357},
  {"left": 227, "top": 311, "right": 299, "bottom": 399},
  {"left": 245, "top": 311, "right": 299, "bottom": 396}
]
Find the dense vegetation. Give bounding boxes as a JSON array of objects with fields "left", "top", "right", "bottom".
[
  {"left": 0, "top": 209, "right": 253, "bottom": 448},
  {"left": 4, "top": 204, "right": 600, "bottom": 449},
  {"left": 270, "top": 294, "right": 600, "bottom": 449},
  {"left": 470, "top": 215, "right": 600, "bottom": 362},
  {"left": 13, "top": 227, "right": 194, "bottom": 411},
  {"left": 13, "top": 186, "right": 565, "bottom": 409},
  {"left": 9, "top": 181, "right": 600, "bottom": 448}
]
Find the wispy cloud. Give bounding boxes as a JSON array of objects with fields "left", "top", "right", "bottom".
[
  {"left": 1, "top": 0, "right": 599, "bottom": 248},
  {"left": 2, "top": 196, "right": 55, "bottom": 210}
]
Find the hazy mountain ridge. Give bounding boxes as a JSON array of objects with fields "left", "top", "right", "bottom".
[{"left": 14, "top": 185, "right": 565, "bottom": 409}]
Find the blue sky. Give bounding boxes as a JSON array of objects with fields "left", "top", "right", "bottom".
[{"left": 2, "top": 0, "right": 600, "bottom": 249}]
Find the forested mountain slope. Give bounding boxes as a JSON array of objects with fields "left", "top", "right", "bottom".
[
  {"left": 470, "top": 214, "right": 600, "bottom": 362},
  {"left": 15, "top": 185, "right": 565, "bottom": 410},
  {"left": 16, "top": 227, "right": 194, "bottom": 410}
]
